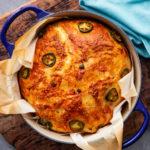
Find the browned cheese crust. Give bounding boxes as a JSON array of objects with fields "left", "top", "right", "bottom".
[{"left": 18, "top": 19, "right": 131, "bottom": 133}]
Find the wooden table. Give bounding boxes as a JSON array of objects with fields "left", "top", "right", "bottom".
[{"left": 0, "top": 0, "right": 150, "bottom": 149}]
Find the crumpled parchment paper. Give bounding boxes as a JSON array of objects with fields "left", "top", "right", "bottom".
[{"left": 70, "top": 69, "right": 137, "bottom": 150}]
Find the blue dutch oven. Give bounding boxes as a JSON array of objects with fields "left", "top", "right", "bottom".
[{"left": 0, "top": 5, "right": 149, "bottom": 149}]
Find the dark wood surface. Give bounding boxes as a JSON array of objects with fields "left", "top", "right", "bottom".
[{"left": 0, "top": 0, "right": 150, "bottom": 149}]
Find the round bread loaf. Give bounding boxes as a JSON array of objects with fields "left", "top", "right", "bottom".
[{"left": 18, "top": 19, "right": 131, "bottom": 133}]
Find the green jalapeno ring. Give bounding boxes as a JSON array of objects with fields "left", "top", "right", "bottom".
[
  {"left": 77, "top": 89, "right": 81, "bottom": 93},
  {"left": 105, "top": 88, "right": 119, "bottom": 102},
  {"left": 42, "top": 53, "right": 56, "bottom": 67},
  {"left": 69, "top": 119, "right": 85, "bottom": 131},
  {"left": 51, "top": 82, "right": 57, "bottom": 87},
  {"left": 38, "top": 118, "right": 47, "bottom": 126},
  {"left": 20, "top": 68, "right": 30, "bottom": 79},
  {"left": 45, "top": 122, "right": 53, "bottom": 129},
  {"left": 110, "top": 30, "right": 122, "bottom": 43},
  {"left": 120, "top": 68, "right": 130, "bottom": 78},
  {"left": 78, "top": 22, "right": 93, "bottom": 33},
  {"left": 38, "top": 118, "right": 52, "bottom": 129},
  {"left": 97, "top": 124, "right": 104, "bottom": 129}
]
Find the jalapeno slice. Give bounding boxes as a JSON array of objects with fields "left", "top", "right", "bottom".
[
  {"left": 97, "top": 124, "right": 104, "bottom": 129},
  {"left": 69, "top": 120, "right": 84, "bottom": 131},
  {"left": 79, "top": 64, "right": 85, "bottom": 69},
  {"left": 51, "top": 82, "right": 57, "bottom": 87},
  {"left": 38, "top": 118, "right": 52, "bottom": 129},
  {"left": 20, "top": 68, "right": 30, "bottom": 79},
  {"left": 77, "top": 89, "right": 81, "bottom": 93},
  {"left": 120, "top": 68, "right": 129, "bottom": 78},
  {"left": 38, "top": 28, "right": 46, "bottom": 38},
  {"left": 110, "top": 30, "right": 122, "bottom": 43},
  {"left": 105, "top": 88, "right": 119, "bottom": 102},
  {"left": 42, "top": 53, "right": 56, "bottom": 67},
  {"left": 78, "top": 22, "right": 93, "bottom": 33}
]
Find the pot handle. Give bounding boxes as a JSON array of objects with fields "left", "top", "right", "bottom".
[
  {"left": 122, "top": 97, "right": 149, "bottom": 148},
  {"left": 0, "top": 5, "right": 49, "bottom": 57}
]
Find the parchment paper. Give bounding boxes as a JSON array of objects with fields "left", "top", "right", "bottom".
[
  {"left": 0, "top": 16, "right": 137, "bottom": 150},
  {"left": 0, "top": 17, "right": 58, "bottom": 113},
  {"left": 70, "top": 69, "right": 137, "bottom": 150}
]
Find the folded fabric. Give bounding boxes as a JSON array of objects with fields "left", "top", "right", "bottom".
[{"left": 79, "top": 0, "right": 150, "bottom": 58}]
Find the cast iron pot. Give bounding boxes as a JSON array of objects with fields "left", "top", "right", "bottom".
[{"left": 1, "top": 5, "right": 149, "bottom": 149}]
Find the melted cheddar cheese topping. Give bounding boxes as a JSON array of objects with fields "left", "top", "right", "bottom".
[{"left": 18, "top": 19, "right": 131, "bottom": 133}]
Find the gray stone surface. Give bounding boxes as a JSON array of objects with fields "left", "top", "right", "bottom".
[
  {"left": 0, "top": 0, "right": 30, "bottom": 15},
  {"left": 0, "top": 135, "right": 15, "bottom": 150},
  {"left": 0, "top": 0, "right": 150, "bottom": 150},
  {"left": 125, "top": 126, "right": 150, "bottom": 150}
]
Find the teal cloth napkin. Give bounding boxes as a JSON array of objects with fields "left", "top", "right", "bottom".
[{"left": 79, "top": 0, "right": 150, "bottom": 58}]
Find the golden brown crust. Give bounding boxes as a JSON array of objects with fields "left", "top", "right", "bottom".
[{"left": 18, "top": 19, "right": 131, "bottom": 133}]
